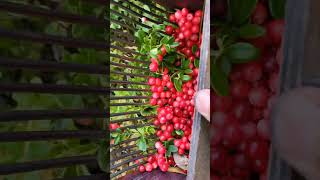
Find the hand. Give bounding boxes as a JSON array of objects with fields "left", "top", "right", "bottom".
[
  {"left": 195, "top": 89, "right": 210, "bottom": 121},
  {"left": 272, "top": 87, "right": 320, "bottom": 180}
]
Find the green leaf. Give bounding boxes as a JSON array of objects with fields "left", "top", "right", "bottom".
[
  {"left": 168, "top": 145, "right": 178, "bottom": 153},
  {"left": 220, "top": 56, "right": 232, "bottom": 76},
  {"left": 238, "top": 24, "right": 266, "bottom": 39},
  {"left": 181, "top": 59, "right": 190, "bottom": 69},
  {"left": 175, "top": 130, "right": 184, "bottom": 136},
  {"left": 114, "top": 135, "right": 121, "bottom": 145},
  {"left": 184, "top": 69, "right": 193, "bottom": 74},
  {"left": 192, "top": 45, "right": 198, "bottom": 54},
  {"left": 194, "top": 58, "right": 200, "bottom": 68},
  {"left": 225, "top": 42, "right": 260, "bottom": 63},
  {"left": 269, "top": 0, "right": 286, "bottom": 19},
  {"left": 137, "top": 137, "right": 147, "bottom": 152},
  {"left": 174, "top": 78, "right": 182, "bottom": 92},
  {"left": 230, "top": 0, "right": 258, "bottom": 25},
  {"left": 97, "top": 141, "right": 108, "bottom": 172},
  {"left": 182, "top": 75, "right": 191, "bottom": 82},
  {"left": 170, "top": 42, "right": 180, "bottom": 48},
  {"left": 150, "top": 48, "right": 159, "bottom": 58},
  {"left": 160, "top": 36, "right": 169, "bottom": 44},
  {"left": 211, "top": 61, "right": 230, "bottom": 96},
  {"left": 163, "top": 54, "right": 177, "bottom": 64},
  {"left": 165, "top": 44, "right": 171, "bottom": 52}
]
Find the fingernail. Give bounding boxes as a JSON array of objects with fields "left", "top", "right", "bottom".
[{"left": 195, "top": 89, "right": 210, "bottom": 121}]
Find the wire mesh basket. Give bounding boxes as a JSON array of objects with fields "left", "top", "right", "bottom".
[
  {"left": 109, "top": 0, "right": 210, "bottom": 179},
  {"left": 0, "top": 0, "right": 107, "bottom": 179}
]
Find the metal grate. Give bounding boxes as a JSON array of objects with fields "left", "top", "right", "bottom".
[
  {"left": 109, "top": 0, "right": 209, "bottom": 179},
  {"left": 0, "top": 0, "right": 108, "bottom": 179}
]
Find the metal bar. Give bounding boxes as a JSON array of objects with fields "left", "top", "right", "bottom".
[
  {"left": 110, "top": 152, "right": 154, "bottom": 170},
  {"left": 0, "top": 130, "right": 106, "bottom": 142},
  {"left": 0, "top": 155, "right": 97, "bottom": 175},
  {"left": 0, "top": 27, "right": 107, "bottom": 51},
  {"left": 0, "top": 109, "right": 106, "bottom": 122},
  {"left": 111, "top": 123, "right": 153, "bottom": 132},
  {"left": 110, "top": 135, "right": 156, "bottom": 148},
  {"left": 0, "top": 56, "right": 107, "bottom": 74},
  {"left": 110, "top": 54, "right": 148, "bottom": 65},
  {"left": 110, "top": 88, "right": 149, "bottom": 92},
  {"left": 110, "top": 80, "right": 148, "bottom": 85},
  {"left": 110, "top": 45, "right": 145, "bottom": 56},
  {"left": 110, "top": 0, "right": 162, "bottom": 25},
  {"left": 111, "top": 144, "right": 136, "bottom": 155},
  {"left": 137, "top": 0, "right": 172, "bottom": 15},
  {"left": 110, "top": 102, "right": 148, "bottom": 106},
  {"left": 110, "top": 164, "right": 139, "bottom": 179},
  {"left": 0, "top": 1, "right": 105, "bottom": 26},
  {"left": 110, "top": 148, "right": 156, "bottom": 163},
  {"left": 120, "top": 0, "right": 173, "bottom": 25},
  {"left": 54, "top": 174, "right": 108, "bottom": 180},
  {"left": 110, "top": 111, "right": 140, "bottom": 117},
  {"left": 111, "top": 71, "right": 150, "bottom": 78},
  {"left": 111, "top": 29, "right": 135, "bottom": 41},
  {"left": 110, "top": 95, "right": 149, "bottom": 100},
  {"left": 110, "top": 61, "right": 149, "bottom": 72},
  {"left": 0, "top": 83, "right": 108, "bottom": 94},
  {"left": 110, "top": 19, "right": 135, "bottom": 31},
  {"left": 111, "top": 116, "right": 155, "bottom": 124},
  {"left": 110, "top": 36, "right": 136, "bottom": 47},
  {"left": 110, "top": 9, "right": 152, "bottom": 29}
]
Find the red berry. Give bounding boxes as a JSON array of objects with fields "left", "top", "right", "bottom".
[
  {"left": 266, "top": 19, "right": 285, "bottom": 46},
  {"left": 149, "top": 62, "right": 158, "bottom": 72},
  {"left": 213, "top": 95, "right": 233, "bottom": 112},
  {"left": 158, "top": 147, "right": 166, "bottom": 154},
  {"left": 257, "top": 119, "right": 270, "bottom": 140},
  {"left": 175, "top": 10, "right": 182, "bottom": 20},
  {"left": 192, "top": 17, "right": 201, "bottom": 25},
  {"left": 251, "top": 2, "right": 268, "bottom": 25},
  {"left": 248, "top": 141, "right": 269, "bottom": 160},
  {"left": 181, "top": 8, "right": 189, "bottom": 16},
  {"left": 223, "top": 122, "right": 243, "bottom": 146},
  {"left": 145, "top": 163, "right": 153, "bottom": 172},
  {"left": 155, "top": 141, "right": 162, "bottom": 149},
  {"left": 242, "top": 62, "right": 263, "bottom": 82},
  {"left": 231, "top": 101, "right": 251, "bottom": 122},
  {"left": 240, "top": 122, "right": 257, "bottom": 140},
  {"left": 160, "top": 163, "right": 169, "bottom": 172},
  {"left": 165, "top": 25, "right": 174, "bottom": 35},
  {"left": 230, "top": 80, "right": 251, "bottom": 99},
  {"left": 248, "top": 86, "right": 269, "bottom": 107},
  {"left": 212, "top": 111, "right": 233, "bottom": 129},
  {"left": 169, "top": 14, "right": 176, "bottom": 22},
  {"left": 191, "top": 26, "right": 200, "bottom": 33},
  {"left": 186, "top": 13, "right": 194, "bottom": 21},
  {"left": 139, "top": 165, "right": 145, "bottom": 172},
  {"left": 195, "top": 10, "right": 203, "bottom": 17}
]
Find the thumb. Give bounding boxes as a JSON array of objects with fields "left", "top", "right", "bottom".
[{"left": 195, "top": 89, "right": 210, "bottom": 121}]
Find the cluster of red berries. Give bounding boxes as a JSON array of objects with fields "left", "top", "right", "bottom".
[
  {"left": 211, "top": 1, "right": 284, "bottom": 179},
  {"left": 168, "top": 8, "right": 202, "bottom": 60},
  {"left": 135, "top": 153, "right": 175, "bottom": 173},
  {"left": 141, "top": 8, "right": 203, "bottom": 173}
]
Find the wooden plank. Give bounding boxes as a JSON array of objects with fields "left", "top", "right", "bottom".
[
  {"left": 187, "top": 0, "right": 210, "bottom": 179},
  {"left": 269, "top": 0, "right": 320, "bottom": 180}
]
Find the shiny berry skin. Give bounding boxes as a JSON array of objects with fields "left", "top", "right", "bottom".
[
  {"left": 195, "top": 10, "right": 203, "bottom": 17},
  {"left": 169, "top": 14, "right": 176, "bottom": 22},
  {"left": 212, "top": 111, "right": 233, "bottom": 128},
  {"left": 145, "top": 163, "right": 153, "bottom": 172},
  {"left": 240, "top": 122, "right": 257, "bottom": 140},
  {"left": 230, "top": 80, "right": 251, "bottom": 99},
  {"left": 266, "top": 19, "right": 285, "bottom": 46},
  {"left": 248, "top": 86, "right": 269, "bottom": 108},
  {"left": 223, "top": 122, "right": 243, "bottom": 146},
  {"left": 149, "top": 62, "right": 158, "bottom": 72},
  {"left": 139, "top": 165, "right": 145, "bottom": 172},
  {"left": 251, "top": 2, "right": 268, "bottom": 25},
  {"left": 213, "top": 95, "right": 233, "bottom": 112},
  {"left": 242, "top": 62, "right": 263, "bottom": 82},
  {"left": 160, "top": 163, "right": 169, "bottom": 172},
  {"left": 165, "top": 25, "right": 174, "bottom": 35},
  {"left": 257, "top": 119, "right": 270, "bottom": 140},
  {"left": 247, "top": 141, "right": 269, "bottom": 160}
]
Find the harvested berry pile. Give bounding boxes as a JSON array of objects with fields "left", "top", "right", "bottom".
[
  {"left": 211, "top": 0, "right": 285, "bottom": 179},
  {"left": 136, "top": 7, "right": 203, "bottom": 173}
]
